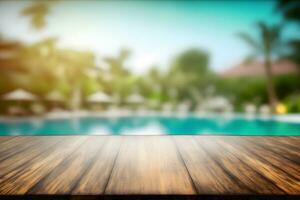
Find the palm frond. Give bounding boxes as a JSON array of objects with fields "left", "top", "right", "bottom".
[
  {"left": 277, "top": 0, "right": 300, "bottom": 21},
  {"left": 264, "top": 23, "right": 285, "bottom": 56},
  {"left": 257, "top": 21, "right": 274, "bottom": 56},
  {"left": 236, "top": 32, "right": 261, "bottom": 51},
  {"left": 277, "top": 0, "right": 294, "bottom": 10}
]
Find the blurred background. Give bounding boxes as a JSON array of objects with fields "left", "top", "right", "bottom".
[{"left": 0, "top": 0, "right": 300, "bottom": 117}]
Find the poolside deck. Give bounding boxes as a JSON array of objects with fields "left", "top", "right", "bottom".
[{"left": 0, "top": 135, "right": 299, "bottom": 195}]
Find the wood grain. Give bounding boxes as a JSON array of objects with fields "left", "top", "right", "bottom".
[
  {"left": 268, "top": 137, "right": 300, "bottom": 151},
  {"left": 0, "top": 135, "right": 299, "bottom": 195},
  {"left": 0, "top": 136, "right": 16, "bottom": 145},
  {"left": 0, "top": 136, "right": 87, "bottom": 194},
  {"left": 0, "top": 137, "right": 61, "bottom": 178},
  {"left": 105, "top": 136, "right": 196, "bottom": 194},
  {"left": 226, "top": 137, "right": 300, "bottom": 180},
  {"left": 71, "top": 136, "right": 122, "bottom": 194},
  {"left": 212, "top": 136, "right": 300, "bottom": 194},
  {"left": 29, "top": 136, "right": 106, "bottom": 194},
  {"left": 174, "top": 136, "right": 250, "bottom": 194},
  {"left": 195, "top": 136, "right": 285, "bottom": 194},
  {"left": 246, "top": 137, "right": 300, "bottom": 164},
  {"left": 0, "top": 136, "right": 46, "bottom": 162}
]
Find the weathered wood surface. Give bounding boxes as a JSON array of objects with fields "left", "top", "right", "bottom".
[
  {"left": 0, "top": 136, "right": 299, "bottom": 195},
  {"left": 105, "top": 136, "right": 195, "bottom": 194}
]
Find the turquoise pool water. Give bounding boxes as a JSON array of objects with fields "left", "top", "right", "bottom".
[{"left": 0, "top": 115, "right": 299, "bottom": 136}]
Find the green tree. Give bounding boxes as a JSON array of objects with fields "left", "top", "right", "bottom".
[
  {"left": 0, "top": 37, "right": 24, "bottom": 93},
  {"left": 237, "top": 22, "right": 285, "bottom": 112},
  {"left": 104, "top": 49, "right": 133, "bottom": 101},
  {"left": 170, "top": 48, "right": 209, "bottom": 75},
  {"left": 142, "top": 67, "right": 165, "bottom": 102},
  {"left": 277, "top": 0, "right": 300, "bottom": 66},
  {"left": 167, "top": 48, "right": 211, "bottom": 102},
  {"left": 12, "top": 38, "right": 97, "bottom": 109}
]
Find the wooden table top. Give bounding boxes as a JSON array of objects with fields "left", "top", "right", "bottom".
[{"left": 0, "top": 135, "right": 299, "bottom": 195}]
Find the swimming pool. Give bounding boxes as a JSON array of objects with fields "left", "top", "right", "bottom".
[{"left": 0, "top": 115, "right": 299, "bottom": 136}]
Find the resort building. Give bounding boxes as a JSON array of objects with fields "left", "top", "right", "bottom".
[{"left": 222, "top": 60, "right": 299, "bottom": 78}]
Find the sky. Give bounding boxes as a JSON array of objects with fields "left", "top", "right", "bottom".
[{"left": 0, "top": 0, "right": 298, "bottom": 74}]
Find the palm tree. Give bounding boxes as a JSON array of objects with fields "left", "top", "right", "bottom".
[
  {"left": 237, "top": 22, "right": 285, "bottom": 112},
  {"left": 277, "top": 0, "right": 300, "bottom": 67}
]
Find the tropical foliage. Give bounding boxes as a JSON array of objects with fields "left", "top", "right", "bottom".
[
  {"left": 278, "top": 0, "right": 300, "bottom": 66},
  {"left": 0, "top": 0, "right": 300, "bottom": 113},
  {"left": 237, "top": 22, "right": 286, "bottom": 112}
]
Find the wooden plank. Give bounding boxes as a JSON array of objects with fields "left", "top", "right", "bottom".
[
  {"left": 0, "top": 136, "right": 86, "bottom": 194},
  {"left": 224, "top": 136, "right": 300, "bottom": 180},
  {"left": 0, "top": 136, "right": 16, "bottom": 145},
  {"left": 245, "top": 137, "right": 300, "bottom": 165},
  {"left": 268, "top": 137, "right": 300, "bottom": 151},
  {"left": 105, "top": 136, "right": 196, "bottom": 194},
  {"left": 0, "top": 136, "right": 62, "bottom": 178},
  {"left": 0, "top": 135, "right": 299, "bottom": 195},
  {"left": 72, "top": 136, "right": 122, "bottom": 194},
  {"left": 213, "top": 136, "right": 300, "bottom": 194},
  {"left": 0, "top": 136, "right": 46, "bottom": 162},
  {"left": 28, "top": 136, "right": 107, "bottom": 194},
  {"left": 195, "top": 136, "right": 285, "bottom": 194},
  {"left": 174, "top": 136, "right": 250, "bottom": 194}
]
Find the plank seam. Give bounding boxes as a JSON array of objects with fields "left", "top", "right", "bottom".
[
  {"left": 70, "top": 137, "right": 109, "bottom": 194},
  {"left": 212, "top": 138, "right": 287, "bottom": 194},
  {"left": 171, "top": 137, "right": 199, "bottom": 194},
  {"left": 26, "top": 138, "right": 88, "bottom": 194},
  {"left": 103, "top": 136, "right": 123, "bottom": 194},
  {"left": 194, "top": 137, "right": 257, "bottom": 194}
]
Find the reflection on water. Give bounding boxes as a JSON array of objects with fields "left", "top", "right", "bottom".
[
  {"left": 0, "top": 115, "right": 300, "bottom": 136},
  {"left": 121, "top": 123, "right": 166, "bottom": 135},
  {"left": 89, "top": 126, "right": 111, "bottom": 135}
]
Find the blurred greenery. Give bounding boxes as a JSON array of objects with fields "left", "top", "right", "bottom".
[
  {"left": 278, "top": 0, "right": 300, "bottom": 67},
  {"left": 0, "top": 0, "right": 299, "bottom": 114},
  {"left": 1, "top": 30, "right": 300, "bottom": 113},
  {"left": 237, "top": 21, "right": 286, "bottom": 112},
  {"left": 217, "top": 74, "right": 300, "bottom": 112}
]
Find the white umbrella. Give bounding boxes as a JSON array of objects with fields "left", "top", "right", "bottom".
[
  {"left": 2, "top": 89, "right": 37, "bottom": 101},
  {"left": 126, "top": 93, "right": 144, "bottom": 103},
  {"left": 87, "top": 92, "right": 111, "bottom": 103},
  {"left": 45, "top": 91, "right": 65, "bottom": 102},
  {"left": 206, "top": 96, "right": 231, "bottom": 111}
]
